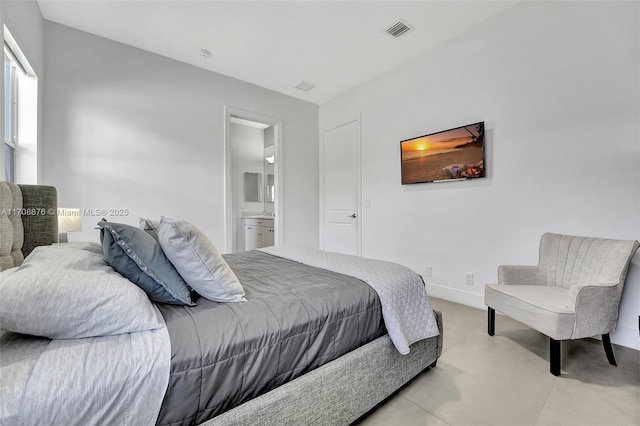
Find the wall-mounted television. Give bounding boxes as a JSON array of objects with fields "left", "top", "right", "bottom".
[{"left": 400, "top": 121, "right": 485, "bottom": 185}]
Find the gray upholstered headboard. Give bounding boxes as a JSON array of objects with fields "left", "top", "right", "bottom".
[{"left": 0, "top": 182, "right": 58, "bottom": 271}]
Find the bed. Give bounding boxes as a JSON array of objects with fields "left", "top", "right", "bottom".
[{"left": 0, "top": 182, "right": 443, "bottom": 425}]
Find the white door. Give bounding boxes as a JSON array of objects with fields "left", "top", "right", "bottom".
[{"left": 321, "top": 119, "right": 360, "bottom": 255}]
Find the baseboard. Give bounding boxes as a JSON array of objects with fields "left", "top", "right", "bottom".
[
  {"left": 424, "top": 280, "right": 640, "bottom": 351},
  {"left": 424, "top": 281, "right": 485, "bottom": 311},
  {"left": 611, "top": 324, "right": 640, "bottom": 351}
]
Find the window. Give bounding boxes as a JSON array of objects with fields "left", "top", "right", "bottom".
[
  {"left": 3, "top": 49, "right": 18, "bottom": 182},
  {"left": 2, "top": 26, "right": 38, "bottom": 185}
]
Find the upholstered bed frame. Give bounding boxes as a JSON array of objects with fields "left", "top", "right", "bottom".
[
  {"left": 0, "top": 181, "right": 443, "bottom": 425},
  {"left": 0, "top": 182, "right": 58, "bottom": 270}
]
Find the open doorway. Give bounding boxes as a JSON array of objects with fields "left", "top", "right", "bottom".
[{"left": 224, "top": 107, "right": 283, "bottom": 253}]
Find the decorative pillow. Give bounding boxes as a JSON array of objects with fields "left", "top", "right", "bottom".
[
  {"left": 0, "top": 242, "right": 165, "bottom": 339},
  {"left": 97, "top": 220, "right": 193, "bottom": 305},
  {"left": 158, "top": 217, "right": 246, "bottom": 302},
  {"left": 139, "top": 217, "right": 160, "bottom": 240}
]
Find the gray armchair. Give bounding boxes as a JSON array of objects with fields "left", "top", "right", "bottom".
[{"left": 485, "top": 233, "right": 638, "bottom": 375}]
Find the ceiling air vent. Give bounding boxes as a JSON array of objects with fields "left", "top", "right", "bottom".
[
  {"left": 385, "top": 19, "right": 414, "bottom": 39},
  {"left": 295, "top": 81, "right": 317, "bottom": 92}
]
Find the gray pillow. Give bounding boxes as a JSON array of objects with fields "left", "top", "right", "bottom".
[
  {"left": 0, "top": 242, "right": 165, "bottom": 339},
  {"left": 98, "top": 220, "right": 193, "bottom": 305},
  {"left": 158, "top": 217, "right": 246, "bottom": 302}
]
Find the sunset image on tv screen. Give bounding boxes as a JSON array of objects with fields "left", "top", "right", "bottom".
[{"left": 401, "top": 122, "right": 485, "bottom": 184}]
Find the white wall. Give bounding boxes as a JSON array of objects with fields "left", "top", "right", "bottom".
[
  {"left": 320, "top": 1, "right": 640, "bottom": 348},
  {"left": 43, "top": 21, "right": 319, "bottom": 250}
]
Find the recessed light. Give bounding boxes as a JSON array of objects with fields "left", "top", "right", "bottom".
[{"left": 295, "top": 81, "right": 317, "bottom": 92}]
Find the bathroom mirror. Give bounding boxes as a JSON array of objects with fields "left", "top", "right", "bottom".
[{"left": 244, "top": 172, "right": 262, "bottom": 202}]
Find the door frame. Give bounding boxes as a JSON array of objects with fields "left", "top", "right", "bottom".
[
  {"left": 319, "top": 115, "right": 362, "bottom": 256},
  {"left": 224, "top": 106, "right": 283, "bottom": 253}
]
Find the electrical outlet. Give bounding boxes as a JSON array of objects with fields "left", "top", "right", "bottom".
[
  {"left": 424, "top": 266, "right": 432, "bottom": 277},
  {"left": 465, "top": 272, "right": 474, "bottom": 286}
]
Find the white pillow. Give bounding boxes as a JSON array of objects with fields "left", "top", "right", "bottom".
[
  {"left": 0, "top": 242, "right": 165, "bottom": 339},
  {"left": 158, "top": 217, "right": 246, "bottom": 302}
]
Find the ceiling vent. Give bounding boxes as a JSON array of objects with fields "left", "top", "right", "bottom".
[
  {"left": 385, "top": 19, "right": 414, "bottom": 39},
  {"left": 295, "top": 81, "right": 317, "bottom": 92}
]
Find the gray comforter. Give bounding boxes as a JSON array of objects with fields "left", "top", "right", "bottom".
[{"left": 156, "top": 251, "right": 385, "bottom": 426}]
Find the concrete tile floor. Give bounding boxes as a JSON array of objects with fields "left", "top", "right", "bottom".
[{"left": 357, "top": 298, "right": 640, "bottom": 426}]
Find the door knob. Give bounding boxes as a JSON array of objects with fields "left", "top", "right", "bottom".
[{"left": 348, "top": 213, "right": 357, "bottom": 218}]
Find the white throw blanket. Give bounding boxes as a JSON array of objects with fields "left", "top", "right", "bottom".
[
  {"left": 0, "top": 243, "right": 171, "bottom": 426},
  {"left": 261, "top": 246, "right": 439, "bottom": 355},
  {"left": 0, "top": 316, "right": 170, "bottom": 425}
]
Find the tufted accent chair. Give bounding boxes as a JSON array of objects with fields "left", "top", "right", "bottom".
[{"left": 485, "top": 232, "right": 638, "bottom": 376}]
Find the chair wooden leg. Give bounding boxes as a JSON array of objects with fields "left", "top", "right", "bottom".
[
  {"left": 602, "top": 334, "right": 617, "bottom": 366},
  {"left": 550, "top": 338, "right": 561, "bottom": 376},
  {"left": 488, "top": 308, "right": 495, "bottom": 336}
]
